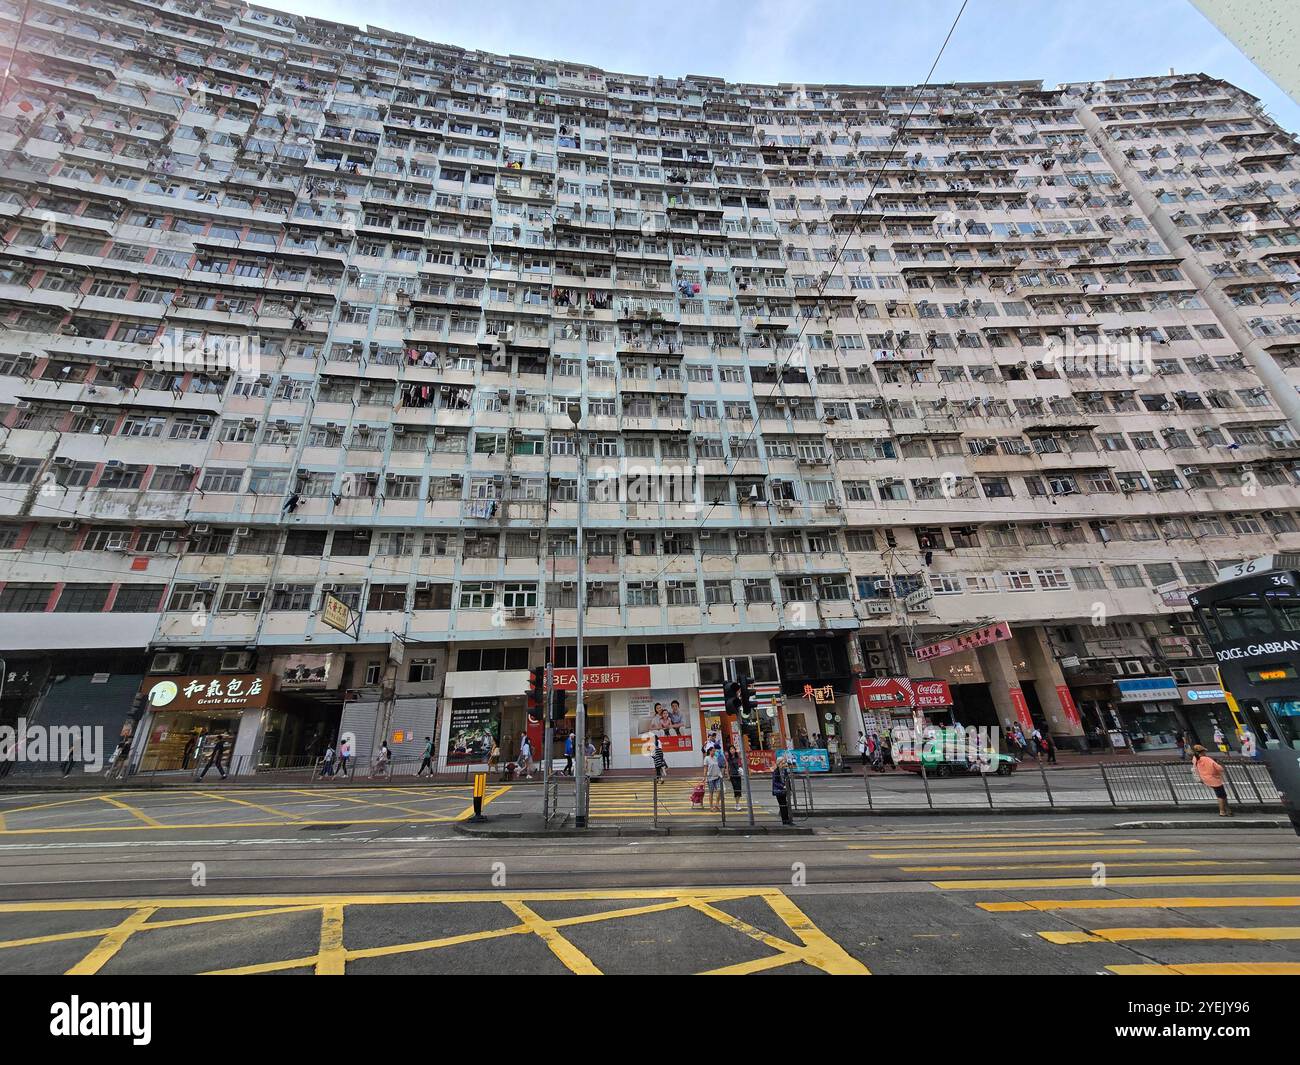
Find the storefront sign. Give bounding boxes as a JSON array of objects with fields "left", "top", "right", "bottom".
[
  {"left": 553, "top": 666, "right": 652, "bottom": 691},
  {"left": 142, "top": 674, "right": 272, "bottom": 713},
  {"left": 855, "top": 677, "right": 953, "bottom": 711},
  {"left": 1055, "top": 684, "right": 1082, "bottom": 727},
  {"left": 802, "top": 683, "right": 837, "bottom": 705},
  {"left": 1009, "top": 687, "right": 1033, "bottom": 730},
  {"left": 1116, "top": 676, "right": 1179, "bottom": 703},
  {"left": 776, "top": 748, "right": 830, "bottom": 773},
  {"left": 274, "top": 653, "right": 343, "bottom": 691},
  {"left": 913, "top": 621, "right": 1012, "bottom": 662},
  {"left": 629, "top": 688, "right": 693, "bottom": 753},
  {"left": 1180, "top": 687, "right": 1226, "bottom": 703},
  {"left": 446, "top": 697, "right": 497, "bottom": 764},
  {"left": 320, "top": 593, "right": 353, "bottom": 634}
]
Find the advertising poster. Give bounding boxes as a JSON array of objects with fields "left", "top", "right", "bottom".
[
  {"left": 776, "top": 748, "right": 831, "bottom": 772},
  {"left": 446, "top": 697, "right": 498, "bottom": 764},
  {"left": 629, "top": 688, "right": 693, "bottom": 754}
]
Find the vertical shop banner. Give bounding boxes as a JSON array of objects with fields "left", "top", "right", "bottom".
[
  {"left": 446, "top": 697, "right": 498, "bottom": 764},
  {"left": 1009, "top": 687, "right": 1034, "bottom": 731},
  {"left": 629, "top": 688, "right": 693, "bottom": 754},
  {"left": 1055, "top": 684, "right": 1082, "bottom": 727}
]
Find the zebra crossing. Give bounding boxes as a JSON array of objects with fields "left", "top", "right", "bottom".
[{"left": 586, "top": 777, "right": 782, "bottom": 823}]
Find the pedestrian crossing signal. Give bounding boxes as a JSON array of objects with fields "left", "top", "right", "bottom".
[
  {"left": 724, "top": 680, "right": 742, "bottom": 717},
  {"left": 551, "top": 686, "right": 568, "bottom": 722},
  {"left": 738, "top": 677, "right": 757, "bottom": 722}
]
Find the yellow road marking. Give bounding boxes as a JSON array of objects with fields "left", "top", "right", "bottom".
[
  {"left": 856, "top": 839, "right": 1152, "bottom": 852},
  {"left": 316, "top": 906, "right": 346, "bottom": 975},
  {"left": 0, "top": 905, "right": 326, "bottom": 952},
  {"left": 764, "top": 892, "right": 872, "bottom": 975},
  {"left": 97, "top": 795, "right": 162, "bottom": 828},
  {"left": 1108, "top": 962, "right": 1300, "bottom": 976},
  {"left": 980, "top": 895, "right": 1300, "bottom": 913},
  {"left": 903, "top": 860, "right": 1262, "bottom": 872},
  {"left": 456, "top": 785, "right": 511, "bottom": 821},
  {"left": 505, "top": 900, "right": 602, "bottom": 974},
  {"left": 284, "top": 790, "right": 453, "bottom": 818},
  {"left": 934, "top": 874, "right": 1300, "bottom": 891},
  {"left": 65, "top": 907, "right": 158, "bottom": 976},
  {"left": 875, "top": 847, "right": 1195, "bottom": 860},
  {"left": 1041, "top": 926, "right": 1300, "bottom": 945},
  {"left": 0, "top": 815, "right": 469, "bottom": 836},
  {"left": 0, "top": 795, "right": 106, "bottom": 815},
  {"left": 193, "top": 790, "right": 305, "bottom": 821}
]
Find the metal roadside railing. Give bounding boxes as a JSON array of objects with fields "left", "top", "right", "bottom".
[{"left": 851, "top": 757, "right": 1281, "bottom": 811}]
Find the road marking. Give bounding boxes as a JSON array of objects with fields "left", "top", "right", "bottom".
[
  {"left": 903, "top": 860, "right": 1264, "bottom": 872},
  {"left": 97, "top": 795, "right": 163, "bottom": 828},
  {"left": 505, "top": 900, "right": 602, "bottom": 974},
  {"left": 855, "top": 838, "right": 1152, "bottom": 852},
  {"left": 1107, "top": 962, "right": 1300, "bottom": 976},
  {"left": 872, "top": 847, "right": 1195, "bottom": 860},
  {"left": 193, "top": 790, "right": 306, "bottom": 822},
  {"left": 65, "top": 906, "right": 158, "bottom": 976},
  {"left": 456, "top": 785, "right": 511, "bottom": 821},
  {"left": 1041, "top": 926, "right": 1300, "bottom": 944},
  {"left": 980, "top": 896, "right": 1300, "bottom": 913},
  {"left": 935, "top": 873, "right": 1300, "bottom": 891},
  {"left": 315, "top": 906, "right": 347, "bottom": 976}
]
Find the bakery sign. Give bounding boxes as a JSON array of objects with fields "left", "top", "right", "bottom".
[
  {"left": 856, "top": 677, "right": 953, "bottom": 711},
  {"left": 141, "top": 674, "right": 273, "bottom": 712},
  {"left": 912, "top": 621, "right": 1012, "bottom": 662}
]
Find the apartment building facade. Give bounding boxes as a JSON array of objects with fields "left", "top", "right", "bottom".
[{"left": 2, "top": 0, "right": 1299, "bottom": 773}]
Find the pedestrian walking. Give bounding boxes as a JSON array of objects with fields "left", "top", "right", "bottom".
[
  {"left": 601, "top": 735, "right": 612, "bottom": 771},
  {"left": 417, "top": 736, "right": 435, "bottom": 777},
  {"left": 371, "top": 741, "right": 392, "bottom": 778},
  {"left": 1191, "top": 744, "right": 1232, "bottom": 816},
  {"left": 198, "top": 733, "right": 227, "bottom": 781},
  {"left": 726, "top": 745, "right": 743, "bottom": 801},
  {"left": 652, "top": 737, "right": 668, "bottom": 779},
  {"left": 519, "top": 735, "right": 534, "bottom": 779},
  {"left": 1042, "top": 730, "right": 1057, "bottom": 764},
  {"left": 703, "top": 745, "right": 724, "bottom": 811},
  {"left": 564, "top": 731, "right": 575, "bottom": 776},
  {"left": 772, "top": 756, "right": 794, "bottom": 825},
  {"left": 857, "top": 733, "right": 869, "bottom": 769},
  {"left": 321, "top": 743, "right": 336, "bottom": 778},
  {"left": 881, "top": 732, "right": 894, "bottom": 770},
  {"left": 105, "top": 738, "right": 132, "bottom": 780},
  {"left": 1175, "top": 729, "right": 1187, "bottom": 760},
  {"left": 336, "top": 736, "right": 352, "bottom": 779}
]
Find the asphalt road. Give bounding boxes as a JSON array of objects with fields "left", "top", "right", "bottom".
[{"left": 0, "top": 787, "right": 1297, "bottom": 975}]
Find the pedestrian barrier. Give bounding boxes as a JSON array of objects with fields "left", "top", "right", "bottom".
[{"left": 849, "top": 758, "right": 1281, "bottom": 811}]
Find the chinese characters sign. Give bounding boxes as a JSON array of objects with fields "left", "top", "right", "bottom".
[
  {"left": 802, "top": 684, "right": 837, "bottom": 705},
  {"left": 142, "top": 674, "right": 272, "bottom": 713},
  {"left": 855, "top": 677, "right": 953, "bottom": 711},
  {"left": 321, "top": 594, "right": 353, "bottom": 635},
  {"left": 912, "top": 622, "right": 1012, "bottom": 662},
  {"left": 552, "top": 666, "right": 652, "bottom": 691}
]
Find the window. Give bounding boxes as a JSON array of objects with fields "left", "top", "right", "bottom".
[
  {"left": 627, "top": 642, "right": 686, "bottom": 665},
  {"left": 111, "top": 584, "right": 165, "bottom": 612},
  {"left": 0, "top": 583, "right": 55, "bottom": 612}
]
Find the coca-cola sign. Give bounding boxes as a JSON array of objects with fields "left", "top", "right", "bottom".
[{"left": 856, "top": 677, "right": 953, "bottom": 710}]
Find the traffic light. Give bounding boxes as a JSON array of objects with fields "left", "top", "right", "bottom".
[
  {"left": 550, "top": 686, "right": 568, "bottom": 722},
  {"left": 738, "top": 677, "right": 758, "bottom": 722},
  {"left": 526, "top": 666, "right": 545, "bottom": 721},
  {"left": 724, "top": 680, "right": 743, "bottom": 718}
]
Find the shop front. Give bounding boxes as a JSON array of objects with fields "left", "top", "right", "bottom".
[
  {"left": 1116, "top": 676, "right": 1182, "bottom": 751},
  {"left": 1179, "top": 684, "right": 1230, "bottom": 748},
  {"left": 855, "top": 677, "right": 955, "bottom": 738},
  {"left": 137, "top": 674, "right": 273, "bottom": 775},
  {"left": 440, "top": 661, "right": 700, "bottom": 771}
]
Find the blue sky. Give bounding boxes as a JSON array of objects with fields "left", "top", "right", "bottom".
[{"left": 264, "top": 0, "right": 1300, "bottom": 135}]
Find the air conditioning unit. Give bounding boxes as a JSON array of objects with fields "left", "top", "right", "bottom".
[
  {"left": 52, "top": 456, "right": 74, "bottom": 467},
  {"left": 192, "top": 524, "right": 210, "bottom": 534},
  {"left": 57, "top": 519, "right": 78, "bottom": 531},
  {"left": 149, "top": 652, "right": 183, "bottom": 675},
  {"left": 220, "top": 651, "right": 253, "bottom": 673}
]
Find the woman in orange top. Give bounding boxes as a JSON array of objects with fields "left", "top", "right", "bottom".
[{"left": 1191, "top": 744, "right": 1232, "bottom": 817}]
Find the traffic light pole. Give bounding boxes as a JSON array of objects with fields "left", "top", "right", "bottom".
[
  {"left": 543, "top": 662, "right": 553, "bottom": 822},
  {"left": 739, "top": 728, "right": 756, "bottom": 827}
]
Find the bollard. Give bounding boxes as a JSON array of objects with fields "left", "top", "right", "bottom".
[{"left": 470, "top": 771, "right": 488, "bottom": 821}]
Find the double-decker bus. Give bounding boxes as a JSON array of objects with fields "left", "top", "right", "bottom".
[{"left": 1188, "top": 566, "right": 1300, "bottom": 835}]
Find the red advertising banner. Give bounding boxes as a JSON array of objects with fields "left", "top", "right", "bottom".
[
  {"left": 1009, "top": 687, "right": 1034, "bottom": 730},
  {"left": 913, "top": 621, "right": 1012, "bottom": 662},
  {"left": 855, "top": 677, "right": 953, "bottom": 711},
  {"left": 747, "top": 748, "right": 777, "bottom": 773},
  {"left": 552, "top": 666, "right": 652, "bottom": 690},
  {"left": 1055, "top": 684, "right": 1082, "bottom": 727}
]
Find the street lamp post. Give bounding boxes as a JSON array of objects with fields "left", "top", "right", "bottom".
[{"left": 567, "top": 402, "right": 587, "bottom": 827}]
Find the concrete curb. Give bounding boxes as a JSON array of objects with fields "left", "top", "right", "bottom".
[
  {"left": 0, "top": 779, "right": 482, "bottom": 792},
  {"left": 803, "top": 803, "right": 1285, "bottom": 817},
  {"left": 453, "top": 822, "right": 814, "bottom": 839},
  {"left": 1114, "top": 819, "right": 1292, "bottom": 829}
]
